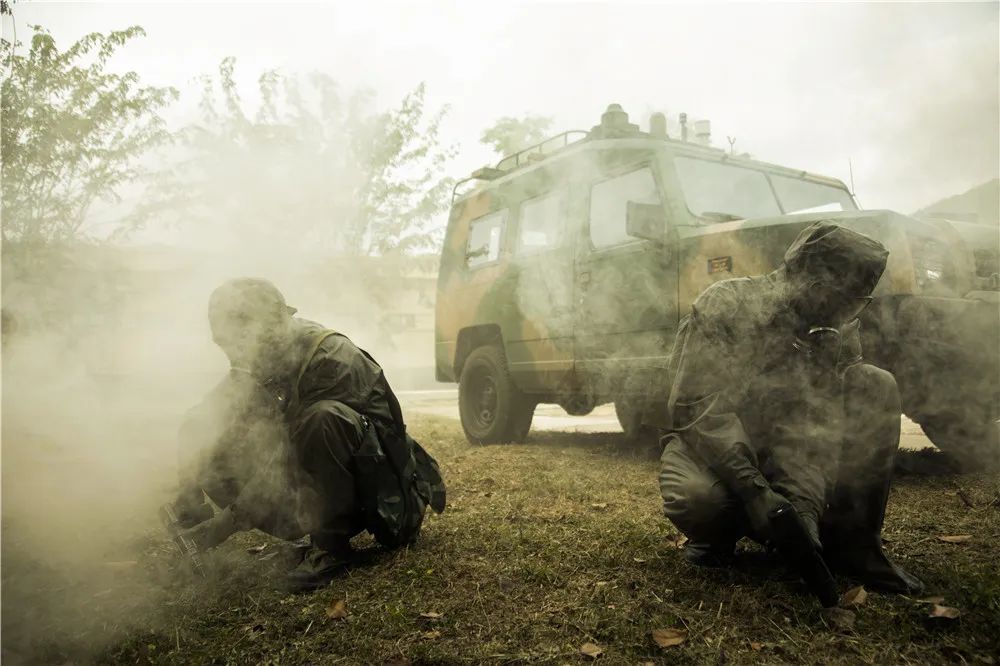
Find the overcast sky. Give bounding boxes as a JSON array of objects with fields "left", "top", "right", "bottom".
[{"left": 7, "top": 1, "right": 999, "bottom": 236}]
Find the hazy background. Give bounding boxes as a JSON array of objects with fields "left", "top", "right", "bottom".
[
  {"left": 10, "top": 0, "right": 999, "bottom": 229},
  {"left": 1, "top": 1, "right": 997, "bottom": 660}
]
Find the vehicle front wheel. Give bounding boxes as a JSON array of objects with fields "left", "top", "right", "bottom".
[
  {"left": 459, "top": 345, "right": 535, "bottom": 444},
  {"left": 917, "top": 399, "right": 1000, "bottom": 472},
  {"left": 615, "top": 398, "right": 658, "bottom": 444}
]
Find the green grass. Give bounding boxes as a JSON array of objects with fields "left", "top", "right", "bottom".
[{"left": 4, "top": 415, "right": 999, "bottom": 664}]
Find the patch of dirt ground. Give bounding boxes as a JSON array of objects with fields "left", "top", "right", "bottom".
[{"left": 3, "top": 414, "right": 999, "bottom": 664}]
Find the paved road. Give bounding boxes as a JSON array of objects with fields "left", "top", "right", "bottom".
[{"left": 397, "top": 388, "right": 936, "bottom": 450}]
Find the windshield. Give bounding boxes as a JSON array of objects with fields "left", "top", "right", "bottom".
[
  {"left": 674, "top": 156, "right": 857, "bottom": 222},
  {"left": 770, "top": 173, "right": 857, "bottom": 214}
]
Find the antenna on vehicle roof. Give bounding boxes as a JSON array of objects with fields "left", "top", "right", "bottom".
[
  {"left": 727, "top": 136, "right": 736, "bottom": 155},
  {"left": 848, "top": 158, "right": 862, "bottom": 208},
  {"left": 679, "top": 113, "right": 688, "bottom": 142}
]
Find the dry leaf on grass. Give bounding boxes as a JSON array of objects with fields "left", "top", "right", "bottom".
[
  {"left": 928, "top": 604, "right": 961, "bottom": 620},
  {"left": 936, "top": 535, "right": 973, "bottom": 544},
  {"left": 750, "top": 641, "right": 765, "bottom": 651},
  {"left": 633, "top": 557, "right": 647, "bottom": 563},
  {"left": 419, "top": 611, "right": 442, "bottom": 620},
  {"left": 246, "top": 544, "right": 266, "bottom": 554},
  {"left": 580, "top": 642, "right": 603, "bottom": 658},
  {"left": 841, "top": 585, "right": 868, "bottom": 607},
  {"left": 422, "top": 630, "right": 441, "bottom": 640},
  {"left": 667, "top": 534, "right": 689, "bottom": 549},
  {"left": 820, "top": 607, "right": 856, "bottom": 631},
  {"left": 651, "top": 628, "right": 688, "bottom": 648},
  {"left": 591, "top": 503, "right": 609, "bottom": 510},
  {"left": 326, "top": 599, "right": 348, "bottom": 620}
]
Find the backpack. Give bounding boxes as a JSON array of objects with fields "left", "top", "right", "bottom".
[{"left": 294, "top": 330, "right": 446, "bottom": 549}]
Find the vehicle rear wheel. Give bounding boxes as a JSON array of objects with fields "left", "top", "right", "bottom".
[
  {"left": 917, "top": 399, "right": 1000, "bottom": 471},
  {"left": 459, "top": 345, "right": 535, "bottom": 444},
  {"left": 615, "top": 398, "right": 657, "bottom": 444}
]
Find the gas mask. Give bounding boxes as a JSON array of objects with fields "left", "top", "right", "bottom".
[{"left": 792, "top": 326, "right": 843, "bottom": 369}]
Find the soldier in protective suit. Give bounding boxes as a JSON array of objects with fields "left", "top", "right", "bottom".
[
  {"left": 659, "top": 222, "right": 923, "bottom": 594},
  {"left": 168, "top": 278, "right": 444, "bottom": 592}
]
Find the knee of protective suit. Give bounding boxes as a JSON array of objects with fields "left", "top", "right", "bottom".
[
  {"left": 660, "top": 436, "right": 744, "bottom": 544},
  {"left": 843, "top": 363, "right": 900, "bottom": 417}
]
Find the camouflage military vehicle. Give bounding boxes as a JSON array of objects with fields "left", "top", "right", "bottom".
[{"left": 435, "top": 104, "right": 1000, "bottom": 468}]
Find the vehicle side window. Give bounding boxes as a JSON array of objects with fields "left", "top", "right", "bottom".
[
  {"left": 589, "top": 167, "right": 660, "bottom": 249},
  {"left": 466, "top": 210, "right": 507, "bottom": 268},
  {"left": 517, "top": 190, "right": 564, "bottom": 254}
]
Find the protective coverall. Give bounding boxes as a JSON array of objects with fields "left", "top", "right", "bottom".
[
  {"left": 177, "top": 319, "right": 394, "bottom": 550},
  {"left": 172, "top": 278, "right": 441, "bottom": 591},
  {"left": 659, "top": 221, "right": 923, "bottom": 594}
]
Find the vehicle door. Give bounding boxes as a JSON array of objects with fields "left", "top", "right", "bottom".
[
  {"left": 574, "top": 161, "right": 678, "bottom": 398},
  {"left": 504, "top": 185, "right": 576, "bottom": 392}
]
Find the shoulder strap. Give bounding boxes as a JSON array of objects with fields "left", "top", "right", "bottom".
[
  {"left": 357, "top": 346, "right": 407, "bottom": 439},
  {"left": 287, "top": 329, "right": 338, "bottom": 417}
]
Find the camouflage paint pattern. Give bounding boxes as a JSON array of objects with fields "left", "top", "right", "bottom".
[{"left": 436, "top": 127, "right": 999, "bottom": 415}]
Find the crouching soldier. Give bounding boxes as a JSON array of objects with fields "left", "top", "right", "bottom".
[
  {"left": 659, "top": 222, "right": 923, "bottom": 596},
  {"left": 165, "top": 278, "right": 445, "bottom": 592}
]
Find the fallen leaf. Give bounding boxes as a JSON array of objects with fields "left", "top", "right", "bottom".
[
  {"left": 652, "top": 627, "right": 688, "bottom": 648},
  {"left": 840, "top": 585, "right": 868, "bottom": 607},
  {"left": 820, "top": 607, "right": 856, "bottom": 631},
  {"left": 667, "top": 534, "right": 689, "bottom": 549},
  {"left": 422, "top": 630, "right": 441, "bottom": 640},
  {"left": 916, "top": 595, "right": 946, "bottom": 605},
  {"left": 937, "top": 535, "right": 973, "bottom": 544},
  {"left": 325, "top": 599, "right": 348, "bottom": 620},
  {"left": 928, "top": 604, "right": 961, "bottom": 620},
  {"left": 591, "top": 503, "right": 609, "bottom": 510},
  {"left": 419, "top": 611, "right": 442, "bottom": 620},
  {"left": 750, "top": 641, "right": 765, "bottom": 651},
  {"left": 633, "top": 557, "right": 647, "bottom": 563},
  {"left": 580, "top": 642, "right": 603, "bottom": 658},
  {"left": 247, "top": 544, "right": 266, "bottom": 554}
]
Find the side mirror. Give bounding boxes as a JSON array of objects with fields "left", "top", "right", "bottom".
[{"left": 626, "top": 201, "right": 666, "bottom": 243}]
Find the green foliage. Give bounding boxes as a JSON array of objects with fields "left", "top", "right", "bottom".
[
  {"left": 143, "top": 58, "right": 456, "bottom": 256},
  {"left": 0, "top": 25, "right": 177, "bottom": 246},
  {"left": 479, "top": 114, "right": 555, "bottom": 157}
]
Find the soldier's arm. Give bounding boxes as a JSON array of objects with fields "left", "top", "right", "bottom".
[{"left": 669, "top": 282, "right": 787, "bottom": 533}]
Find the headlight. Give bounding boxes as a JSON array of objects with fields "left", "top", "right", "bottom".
[{"left": 910, "top": 237, "right": 953, "bottom": 289}]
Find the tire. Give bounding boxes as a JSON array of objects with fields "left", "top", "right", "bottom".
[
  {"left": 615, "top": 398, "right": 657, "bottom": 444},
  {"left": 918, "top": 402, "right": 1000, "bottom": 472},
  {"left": 459, "top": 345, "right": 535, "bottom": 444}
]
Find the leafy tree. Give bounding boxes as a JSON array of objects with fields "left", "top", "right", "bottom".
[
  {"left": 479, "top": 114, "right": 554, "bottom": 157},
  {"left": 143, "top": 58, "right": 456, "bottom": 256},
  {"left": 1, "top": 25, "right": 177, "bottom": 247}
]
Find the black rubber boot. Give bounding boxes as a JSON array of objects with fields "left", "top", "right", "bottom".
[
  {"left": 283, "top": 539, "right": 355, "bottom": 593},
  {"left": 822, "top": 365, "right": 924, "bottom": 595}
]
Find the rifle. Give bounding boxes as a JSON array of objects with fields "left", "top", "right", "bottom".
[
  {"left": 159, "top": 503, "right": 207, "bottom": 578},
  {"left": 768, "top": 502, "right": 838, "bottom": 608}
]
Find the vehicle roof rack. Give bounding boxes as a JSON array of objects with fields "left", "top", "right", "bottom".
[{"left": 495, "top": 130, "right": 589, "bottom": 172}]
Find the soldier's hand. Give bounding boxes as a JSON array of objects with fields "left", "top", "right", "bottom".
[
  {"left": 179, "top": 506, "right": 239, "bottom": 551},
  {"left": 744, "top": 486, "right": 790, "bottom": 541}
]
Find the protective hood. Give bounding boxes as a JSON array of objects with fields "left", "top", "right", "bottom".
[{"left": 782, "top": 221, "right": 889, "bottom": 296}]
